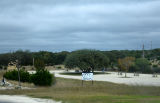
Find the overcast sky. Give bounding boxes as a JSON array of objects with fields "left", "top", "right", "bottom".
[{"left": 0, "top": 0, "right": 160, "bottom": 53}]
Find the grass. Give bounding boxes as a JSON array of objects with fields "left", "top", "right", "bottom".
[
  {"left": 60, "top": 72, "right": 110, "bottom": 76},
  {"left": 0, "top": 77, "right": 160, "bottom": 103}
]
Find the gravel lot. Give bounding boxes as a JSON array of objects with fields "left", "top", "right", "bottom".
[{"left": 49, "top": 70, "right": 160, "bottom": 86}]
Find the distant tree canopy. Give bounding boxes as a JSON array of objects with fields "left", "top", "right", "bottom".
[
  {"left": 34, "top": 59, "right": 45, "bottom": 71},
  {"left": 0, "top": 50, "right": 32, "bottom": 66},
  {"left": 64, "top": 49, "right": 109, "bottom": 72},
  {"left": 103, "top": 50, "right": 142, "bottom": 68},
  {"left": 118, "top": 57, "right": 135, "bottom": 72},
  {"left": 0, "top": 53, "right": 11, "bottom": 66},
  {"left": 33, "top": 51, "right": 69, "bottom": 66},
  {"left": 11, "top": 50, "right": 33, "bottom": 65},
  {"left": 118, "top": 57, "right": 135, "bottom": 77},
  {"left": 0, "top": 50, "right": 69, "bottom": 66},
  {"left": 135, "top": 58, "right": 151, "bottom": 73},
  {"left": 0, "top": 48, "right": 160, "bottom": 73}
]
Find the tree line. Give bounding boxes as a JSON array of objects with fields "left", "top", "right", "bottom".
[
  {"left": 0, "top": 50, "right": 69, "bottom": 66},
  {"left": 0, "top": 49, "right": 160, "bottom": 73}
]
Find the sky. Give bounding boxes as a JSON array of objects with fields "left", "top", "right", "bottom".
[{"left": 0, "top": 0, "right": 160, "bottom": 53}]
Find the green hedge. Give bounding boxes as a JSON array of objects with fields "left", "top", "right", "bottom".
[
  {"left": 3, "top": 69, "right": 55, "bottom": 86},
  {"left": 3, "top": 70, "right": 31, "bottom": 82},
  {"left": 31, "top": 70, "right": 55, "bottom": 86}
]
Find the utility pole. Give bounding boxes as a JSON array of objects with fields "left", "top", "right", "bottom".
[
  {"left": 151, "top": 41, "right": 152, "bottom": 50},
  {"left": 150, "top": 41, "right": 153, "bottom": 60},
  {"left": 142, "top": 44, "right": 145, "bottom": 59}
]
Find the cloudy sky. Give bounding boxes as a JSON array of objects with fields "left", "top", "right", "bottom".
[{"left": 0, "top": 0, "right": 160, "bottom": 53}]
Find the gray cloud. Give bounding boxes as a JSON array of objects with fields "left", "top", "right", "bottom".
[{"left": 0, "top": 0, "right": 160, "bottom": 53}]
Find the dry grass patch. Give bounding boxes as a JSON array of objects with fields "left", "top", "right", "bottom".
[{"left": 0, "top": 77, "right": 160, "bottom": 103}]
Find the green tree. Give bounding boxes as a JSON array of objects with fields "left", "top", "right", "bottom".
[
  {"left": 135, "top": 58, "right": 151, "bottom": 73},
  {"left": 54, "top": 51, "right": 69, "bottom": 65},
  {"left": 34, "top": 59, "right": 45, "bottom": 71},
  {"left": 118, "top": 57, "right": 135, "bottom": 77},
  {"left": 64, "top": 49, "right": 109, "bottom": 72},
  {"left": 33, "top": 51, "right": 53, "bottom": 65},
  {"left": 128, "top": 64, "right": 138, "bottom": 72}
]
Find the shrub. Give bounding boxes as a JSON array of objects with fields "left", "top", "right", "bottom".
[
  {"left": 20, "top": 70, "right": 31, "bottom": 82},
  {"left": 57, "top": 66, "right": 61, "bottom": 69},
  {"left": 3, "top": 69, "right": 31, "bottom": 82},
  {"left": 153, "top": 64, "right": 158, "bottom": 68},
  {"left": 31, "top": 70, "right": 55, "bottom": 86},
  {"left": 4, "top": 70, "right": 17, "bottom": 80},
  {"left": 3, "top": 69, "right": 56, "bottom": 86}
]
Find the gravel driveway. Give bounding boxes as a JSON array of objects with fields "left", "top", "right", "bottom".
[{"left": 49, "top": 70, "right": 160, "bottom": 86}]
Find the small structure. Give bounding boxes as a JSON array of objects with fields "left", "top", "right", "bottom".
[{"left": 82, "top": 72, "right": 94, "bottom": 86}]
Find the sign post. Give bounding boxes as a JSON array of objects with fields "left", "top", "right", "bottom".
[{"left": 82, "top": 72, "right": 93, "bottom": 86}]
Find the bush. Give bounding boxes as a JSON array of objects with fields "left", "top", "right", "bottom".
[
  {"left": 3, "top": 69, "right": 56, "bottom": 86},
  {"left": 31, "top": 70, "right": 55, "bottom": 86},
  {"left": 153, "top": 64, "right": 158, "bottom": 68},
  {"left": 3, "top": 69, "right": 31, "bottom": 82},
  {"left": 57, "top": 66, "right": 61, "bottom": 69}
]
